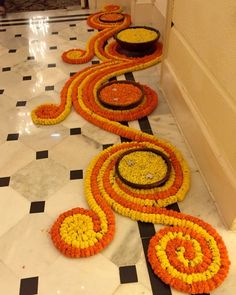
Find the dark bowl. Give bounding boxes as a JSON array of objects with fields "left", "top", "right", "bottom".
[
  {"left": 97, "top": 80, "right": 144, "bottom": 110},
  {"left": 114, "top": 26, "right": 160, "bottom": 52},
  {"left": 99, "top": 12, "right": 124, "bottom": 23}
]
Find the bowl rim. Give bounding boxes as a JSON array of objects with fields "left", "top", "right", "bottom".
[
  {"left": 97, "top": 80, "right": 145, "bottom": 110},
  {"left": 115, "top": 147, "right": 171, "bottom": 189},
  {"left": 114, "top": 25, "right": 160, "bottom": 45},
  {"left": 98, "top": 12, "right": 125, "bottom": 23}
]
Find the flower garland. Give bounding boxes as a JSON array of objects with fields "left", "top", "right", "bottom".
[{"left": 31, "top": 4, "right": 230, "bottom": 294}]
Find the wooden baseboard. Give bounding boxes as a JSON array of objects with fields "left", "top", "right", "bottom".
[{"left": 161, "top": 60, "right": 236, "bottom": 230}]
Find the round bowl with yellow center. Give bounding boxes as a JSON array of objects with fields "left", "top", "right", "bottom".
[
  {"left": 115, "top": 148, "right": 171, "bottom": 189},
  {"left": 114, "top": 26, "right": 160, "bottom": 53}
]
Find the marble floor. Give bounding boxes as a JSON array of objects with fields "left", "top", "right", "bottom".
[{"left": 0, "top": 6, "right": 236, "bottom": 295}]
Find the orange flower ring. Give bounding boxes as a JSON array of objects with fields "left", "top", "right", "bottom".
[{"left": 32, "top": 4, "right": 230, "bottom": 294}]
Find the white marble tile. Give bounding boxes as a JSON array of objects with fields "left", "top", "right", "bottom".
[
  {"left": 1, "top": 37, "right": 29, "bottom": 50},
  {"left": 12, "top": 59, "right": 46, "bottom": 76},
  {"left": 0, "top": 94, "right": 16, "bottom": 114},
  {"left": 0, "top": 141, "right": 35, "bottom": 177},
  {"left": 10, "top": 158, "right": 69, "bottom": 201},
  {"left": 135, "top": 251, "right": 152, "bottom": 292},
  {"left": 82, "top": 122, "right": 120, "bottom": 145},
  {"left": 61, "top": 108, "right": 88, "bottom": 129},
  {"left": 4, "top": 81, "right": 44, "bottom": 101},
  {"left": 114, "top": 283, "right": 152, "bottom": 295},
  {"left": 0, "top": 71, "right": 22, "bottom": 89},
  {"left": 0, "top": 214, "right": 59, "bottom": 277},
  {"left": 0, "top": 44, "right": 8, "bottom": 56},
  {"left": 39, "top": 255, "right": 119, "bottom": 295},
  {"left": 0, "top": 262, "right": 20, "bottom": 294},
  {"left": 51, "top": 135, "right": 102, "bottom": 170},
  {"left": 0, "top": 47, "right": 29, "bottom": 68},
  {"left": 46, "top": 179, "right": 88, "bottom": 219},
  {"left": 0, "top": 106, "right": 37, "bottom": 134},
  {"left": 102, "top": 214, "right": 142, "bottom": 267},
  {"left": 20, "top": 125, "right": 69, "bottom": 151},
  {"left": 0, "top": 187, "right": 29, "bottom": 237}
]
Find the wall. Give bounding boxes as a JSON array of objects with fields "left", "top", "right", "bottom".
[{"left": 161, "top": 0, "right": 236, "bottom": 228}]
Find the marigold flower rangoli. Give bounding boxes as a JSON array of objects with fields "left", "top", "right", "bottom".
[{"left": 31, "top": 4, "right": 230, "bottom": 294}]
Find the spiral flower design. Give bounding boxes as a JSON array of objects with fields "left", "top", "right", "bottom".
[{"left": 31, "top": 4, "right": 230, "bottom": 294}]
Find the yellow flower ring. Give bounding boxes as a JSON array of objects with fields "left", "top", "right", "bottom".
[{"left": 32, "top": 4, "right": 230, "bottom": 294}]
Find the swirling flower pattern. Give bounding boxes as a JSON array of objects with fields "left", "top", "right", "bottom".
[{"left": 31, "top": 4, "right": 230, "bottom": 294}]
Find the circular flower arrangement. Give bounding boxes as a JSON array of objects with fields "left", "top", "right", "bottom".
[
  {"left": 97, "top": 80, "right": 144, "bottom": 110},
  {"left": 115, "top": 148, "right": 171, "bottom": 188}
]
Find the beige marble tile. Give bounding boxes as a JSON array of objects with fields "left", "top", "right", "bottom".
[
  {"left": 0, "top": 262, "right": 20, "bottom": 294},
  {"left": 0, "top": 94, "right": 16, "bottom": 114}
]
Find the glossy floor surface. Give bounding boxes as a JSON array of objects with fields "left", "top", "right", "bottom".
[
  {"left": 5, "top": 1, "right": 82, "bottom": 13},
  {"left": 0, "top": 7, "right": 236, "bottom": 295}
]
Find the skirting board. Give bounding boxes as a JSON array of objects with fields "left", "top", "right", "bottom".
[{"left": 160, "top": 60, "right": 236, "bottom": 230}]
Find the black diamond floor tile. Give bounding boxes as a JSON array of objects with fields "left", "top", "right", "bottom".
[
  {"left": 92, "top": 60, "right": 100, "bottom": 64},
  {"left": 70, "top": 128, "right": 81, "bottom": 135},
  {"left": 23, "top": 76, "right": 32, "bottom": 81},
  {"left": 102, "top": 144, "right": 113, "bottom": 150},
  {"left": 70, "top": 24, "right": 76, "bottom": 27},
  {"left": 7, "top": 133, "right": 19, "bottom": 141},
  {"left": 16, "top": 101, "right": 27, "bottom": 107},
  {"left": 70, "top": 72, "right": 76, "bottom": 77},
  {"left": 70, "top": 170, "right": 83, "bottom": 180},
  {"left": 2, "top": 67, "right": 11, "bottom": 72},
  {"left": 138, "top": 221, "right": 156, "bottom": 238},
  {"left": 52, "top": 32, "right": 58, "bottom": 35},
  {"left": 88, "top": 29, "right": 94, "bottom": 32},
  {"left": 27, "top": 56, "right": 35, "bottom": 60},
  {"left": 15, "top": 34, "right": 22, "bottom": 37},
  {"left": 30, "top": 201, "right": 45, "bottom": 213},
  {"left": 48, "top": 63, "right": 56, "bottom": 68},
  {"left": 9, "top": 49, "right": 17, "bottom": 53},
  {"left": 36, "top": 150, "right": 48, "bottom": 159},
  {"left": 45, "top": 85, "right": 54, "bottom": 91},
  {"left": 19, "top": 276, "right": 38, "bottom": 295},
  {"left": 119, "top": 265, "right": 138, "bottom": 284},
  {"left": 0, "top": 89, "right": 4, "bottom": 95},
  {"left": 49, "top": 46, "right": 57, "bottom": 50},
  {"left": 0, "top": 177, "right": 10, "bottom": 187},
  {"left": 70, "top": 37, "right": 77, "bottom": 40}
]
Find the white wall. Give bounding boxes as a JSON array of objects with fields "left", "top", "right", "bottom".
[{"left": 161, "top": 0, "right": 236, "bottom": 228}]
